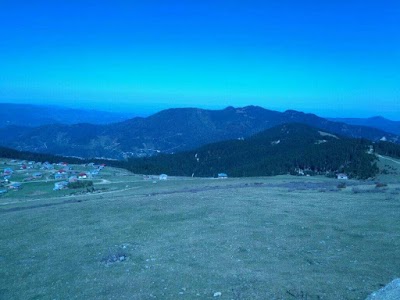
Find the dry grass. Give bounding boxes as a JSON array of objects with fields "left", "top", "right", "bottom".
[{"left": 0, "top": 175, "right": 399, "bottom": 299}]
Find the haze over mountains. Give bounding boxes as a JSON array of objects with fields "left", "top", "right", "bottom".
[
  {"left": 0, "top": 104, "right": 398, "bottom": 160},
  {"left": 329, "top": 116, "right": 400, "bottom": 136},
  {"left": 0, "top": 103, "right": 133, "bottom": 127}
]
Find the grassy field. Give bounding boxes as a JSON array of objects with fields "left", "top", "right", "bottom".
[{"left": 0, "top": 160, "right": 400, "bottom": 299}]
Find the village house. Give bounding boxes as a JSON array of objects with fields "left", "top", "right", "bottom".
[
  {"left": 92, "top": 164, "right": 105, "bottom": 171},
  {"left": 54, "top": 172, "right": 67, "bottom": 180},
  {"left": 90, "top": 170, "right": 99, "bottom": 176},
  {"left": 41, "top": 162, "right": 54, "bottom": 170},
  {"left": 218, "top": 173, "right": 228, "bottom": 179},
  {"left": 159, "top": 174, "right": 168, "bottom": 180},
  {"left": 68, "top": 175, "right": 78, "bottom": 183},
  {"left": 9, "top": 182, "right": 22, "bottom": 190},
  {"left": 53, "top": 181, "right": 68, "bottom": 191},
  {"left": 62, "top": 166, "right": 73, "bottom": 172},
  {"left": 32, "top": 172, "right": 43, "bottom": 179},
  {"left": 3, "top": 167, "right": 13, "bottom": 176},
  {"left": 337, "top": 173, "right": 348, "bottom": 180},
  {"left": 78, "top": 172, "right": 88, "bottom": 179}
]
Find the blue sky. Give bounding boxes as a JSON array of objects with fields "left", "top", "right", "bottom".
[{"left": 0, "top": 0, "right": 399, "bottom": 119}]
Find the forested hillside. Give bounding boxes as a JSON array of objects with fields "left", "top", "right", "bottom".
[{"left": 124, "top": 123, "right": 379, "bottom": 179}]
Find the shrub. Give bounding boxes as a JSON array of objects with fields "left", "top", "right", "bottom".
[
  {"left": 375, "top": 182, "right": 388, "bottom": 188},
  {"left": 68, "top": 180, "right": 93, "bottom": 189},
  {"left": 337, "top": 182, "right": 346, "bottom": 189},
  {"left": 101, "top": 246, "right": 128, "bottom": 265}
]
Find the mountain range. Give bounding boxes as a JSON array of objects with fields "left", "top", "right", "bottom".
[
  {"left": 0, "top": 105, "right": 398, "bottom": 159},
  {"left": 0, "top": 103, "right": 133, "bottom": 127}
]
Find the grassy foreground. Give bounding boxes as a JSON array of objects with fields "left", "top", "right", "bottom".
[{"left": 0, "top": 173, "right": 399, "bottom": 299}]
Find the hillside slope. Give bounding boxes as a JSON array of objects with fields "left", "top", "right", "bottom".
[{"left": 125, "top": 123, "right": 379, "bottom": 179}]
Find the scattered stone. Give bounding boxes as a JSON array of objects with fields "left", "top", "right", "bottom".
[
  {"left": 101, "top": 246, "right": 128, "bottom": 265},
  {"left": 366, "top": 279, "right": 400, "bottom": 300},
  {"left": 213, "top": 292, "right": 222, "bottom": 297}
]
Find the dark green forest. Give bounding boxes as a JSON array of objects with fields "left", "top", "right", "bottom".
[
  {"left": 374, "top": 141, "right": 400, "bottom": 158},
  {"left": 122, "top": 124, "right": 380, "bottom": 179},
  {"left": 0, "top": 146, "right": 85, "bottom": 164}
]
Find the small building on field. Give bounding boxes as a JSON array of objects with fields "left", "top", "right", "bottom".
[
  {"left": 53, "top": 181, "right": 68, "bottom": 191},
  {"left": 9, "top": 182, "right": 22, "bottom": 190},
  {"left": 55, "top": 172, "right": 67, "bottom": 180},
  {"left": 3, "top": 168, "right": 13, "bottom": 176},
  {"left": 68, "top": 175, "right": 78, "bottom": 183},
  {"left": 91, "top": 170, "right": 99, "bottom": 176},
  {"left": 78, "top": 173, "right": 88, "bottom": 179},
  {"left": 41, "top": 162, "right": 54, "bottom": 170},
  {"left": 32, "top": 172, "right": 43, "bottom": 179},
  {"left": 337, "top": 173, "right": 348, "bottom": 180},
  {"left": 159, "top": 174, "right": 168, "bottom": 180}
]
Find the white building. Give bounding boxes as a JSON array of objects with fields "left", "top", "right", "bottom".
[{"left": 337, "top": 173, "right": 348, "bottom": 180}]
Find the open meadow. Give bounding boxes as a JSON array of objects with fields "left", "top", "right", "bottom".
[{"left": 1, "top": 158, "right": 400, "bottom": 299}]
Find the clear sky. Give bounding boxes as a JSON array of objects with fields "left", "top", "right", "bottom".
[{"left": 1, "top": 0, "right": 399, "bottom": 119}]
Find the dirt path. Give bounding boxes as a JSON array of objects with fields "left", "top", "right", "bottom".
[
  {"left": 97, "top": 179, "right": 111, "bottom": 184},
  {"left": 378, "top": 155, "right": 400, "bottom": 165},
  {"left": 0, "top": 186, "right": 140, "bottom": 209}
]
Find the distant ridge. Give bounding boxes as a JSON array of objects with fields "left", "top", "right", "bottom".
[
  {"left": 329, "top": 116, "right": 400, "bottom": 136},
  {"left": 0, "top": 105, "right": 398, "bottom": 159},
  {"left": 0, "top": 103, "right": 133, "bottom": 127}
]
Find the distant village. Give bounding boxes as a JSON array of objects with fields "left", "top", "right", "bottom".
[{"left": 0, "top": 159, "right": 107, "bottom": 195}]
